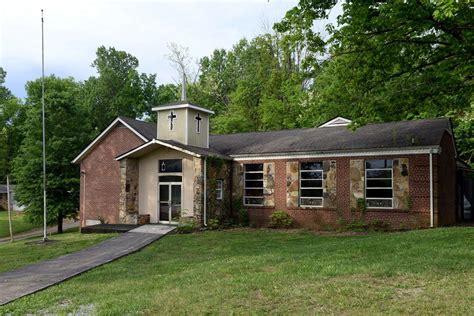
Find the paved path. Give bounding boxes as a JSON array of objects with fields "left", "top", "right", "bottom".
[
  {"left": 0, "top": 220, "right": 80, "bottom": 244},
  {"left": 0, "top": 225, "right": 175, "bottom": 305}
]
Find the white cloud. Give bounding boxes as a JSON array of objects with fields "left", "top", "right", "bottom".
[{"left": 0, "top": 0, "right": 340, "bottom": 98}]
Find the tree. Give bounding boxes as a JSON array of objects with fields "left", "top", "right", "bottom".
[
  {"left": 83, "top": 46, "right": 158, "bottom": 131},
  {"left": 13, "top": 76, "right": 90, "bottom": 233},
  {"left": 275, "top": 0, "right": 474, "bottom": 164},
  {"left": 0, "top": 67, "right": 25, "bottom": 182},
  {"left": 193, "top": 34, "right": 314, "bottom": 134}
]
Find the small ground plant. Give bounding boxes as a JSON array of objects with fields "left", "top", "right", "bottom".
[{"left": 269, "top": 211, "right": 294, "bottom": 228}]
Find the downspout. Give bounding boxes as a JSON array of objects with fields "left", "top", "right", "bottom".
[
  {"left": 203, "top": 157, "right": 207, "bottom": 226},
  {"left": 429, "top": 149, "right": 434, "bottom": 228}
]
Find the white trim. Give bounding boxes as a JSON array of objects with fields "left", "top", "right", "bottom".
[
  {"left": 232, "top": 147, "right": 441, "bottom": 161},
  {"left": 216, "top": 180, "right": 223, "bottom": 200},
  {"left": 299, "top": 162, "right": 324, "bottom": 208},
  {"left": 319, "top": 116, "right": 352, "bottom": 128},
  {"left": 152, "top": 103, "right": 215, "bottom": 115},
  {"left": 243, "top": 163, "right": 264, "bottom": 207},
  {"left": 72, "top": 117, "right": 148, "bottom": 163},
  {"left": 115, "top": 139, "right": 202, "bottom": 161},
  {"left": 365, "top": 159, "right": 394, "bottom": 209}
]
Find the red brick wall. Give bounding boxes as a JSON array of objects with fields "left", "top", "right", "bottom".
[
  {"left": 79, "top": 125, "right": 145, "bottom": 227},
  {"left": 437, "top": 131, "right": 457, "bottom": 225},
  {"left": 241, "top": 154, "right": 448, "bottom": 230}
]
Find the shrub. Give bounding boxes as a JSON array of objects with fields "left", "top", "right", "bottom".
[
  {"left": 176, "top": 217, "right": 198, "bottom": 234},
  {"left": 207, "top": 218, "right": 220, "bottom": 230},
  {"left": 238, "top": 208, "right": 249, "bottom": 226},
  {"left": 368, "top": 220, "right": 390, "bottom": 231},
  {"left": 269, "top": 211, "right": 294, "bottom": 229}
]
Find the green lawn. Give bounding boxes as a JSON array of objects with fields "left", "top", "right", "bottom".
[
  {"left": 0, "top": 211, "right": 40, "bottom": 238},
  {"left": 0, "top": 230, "right": 116, "bottom": 273},
  {"left": 1, "top": 227, "right": 474, "bottom": 315}
]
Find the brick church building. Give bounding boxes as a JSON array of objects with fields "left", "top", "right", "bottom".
[{"left": 73, "top": 101, "right": 463, "bottom": 230}]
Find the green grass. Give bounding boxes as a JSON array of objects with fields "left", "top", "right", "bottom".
[
  {"left": 0, "top": 211, "right": 40, "bottom": 238},
  {"left": 0, "top": 230, "right": 116, "bottom": 273},
  {"left": 1, "top": 227, "right": 474, "bottom": 315}
]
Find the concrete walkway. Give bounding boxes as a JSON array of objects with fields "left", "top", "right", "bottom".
[
  {"left": 0, "top": 224, "right": 175, "bottom": 306},
  {"left": 0, "top": 220, "right": 80, "bottom": 244}
]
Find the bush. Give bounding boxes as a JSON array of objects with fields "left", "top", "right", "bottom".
[
  {"left": 238, "top": 208, "right": 249, "bottom": 226},
  {"left": 176, "top": 217, "right": 198, "bottom": 234},
  {"left": 368, "top": 220, "right": 390, "bottom": 231},
  {"left": 207, "top": 218, "right": 220, "bottom": 230},
  {"left": 269, "top": 211, "right": 294, "bottom": 228}
]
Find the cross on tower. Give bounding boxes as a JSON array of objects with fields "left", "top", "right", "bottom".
[
  {"left": 195, "top": 113, "right": 202, "bottom": 133},
  {"left": 168, "top": 111, "right": 177, "bottom": 130}
]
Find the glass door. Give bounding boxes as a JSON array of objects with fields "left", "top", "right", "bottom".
[{"left": 159, "top": 183, "right": 181, "bottom": 224}]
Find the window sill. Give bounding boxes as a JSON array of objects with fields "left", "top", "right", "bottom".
[{"left": 365, "top": 208, "right": 410, "bottom": 213}]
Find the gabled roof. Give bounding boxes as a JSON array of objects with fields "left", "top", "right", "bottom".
[
  {"left": 72, "top": 117, "right": 154, "bottom": 164},
  {"left": 74, "top": 116, "right": 455, "bottom": 164},
  {"left": 318, "top": 116, "right": 352, "bottom": 128},
  {"left": 115, "top": 138, "right": 231, "bottom": 161},
  {"left": 151, "top": 101, "right": 215, "bottom": 114},
  {"left": 210, "top": 118, "right": 453, "bottom": 157}
]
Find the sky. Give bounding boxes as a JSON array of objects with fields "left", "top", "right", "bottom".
[{"left": 0, "top": 0, "right": 338, "bottom": 99}]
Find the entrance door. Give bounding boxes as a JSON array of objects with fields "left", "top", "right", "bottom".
[{"left": 159, "top": 183, "right": 181, "bottom": 224}]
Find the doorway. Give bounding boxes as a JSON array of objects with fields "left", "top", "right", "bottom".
[{"left": 159, "top": 183, "right": 181, "bottom": 224}]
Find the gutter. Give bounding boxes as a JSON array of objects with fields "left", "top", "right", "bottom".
[{"left": 230, "top": 146, "right": 441, "bottom": 161}]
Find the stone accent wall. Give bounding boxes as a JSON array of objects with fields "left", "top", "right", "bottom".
[
  {"left": 393, "top": 158, "right": 410, "bottom": 210},
  {"left": 323, "top": 160, "right": 337, "bottom": 208},
  {"left": 263, "top": 162, "right": 275, "bottom": 207},
  {"left": 349, "top": 159, "right": 365, "bottom": 209},
  {"left": 206, "top": 159, "right": 232, "bottom": 220},
  {"left": 232, "top": 162, "right": 244, "bottom": 204},
  {"left": 119, "top": 158, "right": 139, "bottom": 224},
  {"left": 286, "top": 161, "right": 299, "bottom": 208},
  {"left": 193, "top": 157, "right": 204, "bottom": 224}
]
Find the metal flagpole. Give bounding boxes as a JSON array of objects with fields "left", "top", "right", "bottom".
[{"left": 41, "top": 9, "right": 48, "bottom": 241}]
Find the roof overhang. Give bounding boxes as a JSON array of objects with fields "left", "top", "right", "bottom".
[
  {"left": 115, "top": 139, "right": 202, "bottom": 161},
  {"left": 230, "top": 146, "right": 442, "bottom": 161},
  {"left": 152, "top": 103, "right": 215, "bottom": 114},
  {"left": 72, "top": 117, "right": 149, "bottom": 164}
]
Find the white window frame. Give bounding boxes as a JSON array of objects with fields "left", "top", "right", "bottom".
[
  {"left": 365, "top": 160, "right": 393, "bottom": 209},
  {"left": 216, "top": 180, "right": 223, "bottom": 200},
  {"left": 243, "top": 164, "right": 264, "bottom": 206},
  {"left": 299, "top": 162, "right": 324, "bottom": 208}
]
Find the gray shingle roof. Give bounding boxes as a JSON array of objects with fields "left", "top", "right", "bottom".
[
  {"left": 119, "top": 116, "right": 156, "bottom": 141},
  {"left": 209, "top": 118, "right": 452, "bottom": 156},
  {"left": 116, "top": 117, "right": 452, "bottom": 158}
]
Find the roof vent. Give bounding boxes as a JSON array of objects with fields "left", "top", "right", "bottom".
[{"left": 318, "top": 116, "right": 352, "bottom": 128}]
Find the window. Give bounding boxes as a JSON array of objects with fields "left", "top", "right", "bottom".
[
  {"left": 244, "top": 164, "right": 264, "bottom": 206},
  {"left": 365, "top": 160, "right": 393, "bottom": 208},
  {"left": 299, "top": 162, "right": 323, "bottom": 207},
  {"left": 159, "top": 159, "right": 182, "bottom": 173},
  {"left": 216, "top": 180, "right": 223, "bottom": 200}
]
